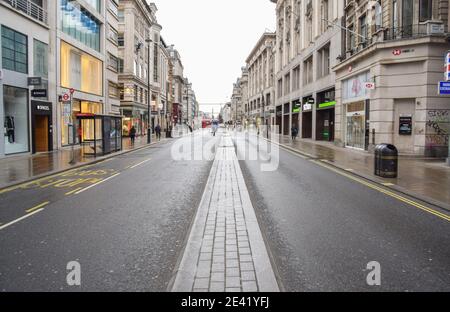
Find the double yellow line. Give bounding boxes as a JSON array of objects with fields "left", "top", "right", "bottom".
[{"left": 278, "top": 145, "right": 450, "bottom": 223}]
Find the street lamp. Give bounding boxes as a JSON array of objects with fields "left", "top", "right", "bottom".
[{"left": 145, "top": 38, "right": 153, "bottom": 144}]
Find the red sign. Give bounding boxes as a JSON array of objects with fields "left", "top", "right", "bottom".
[
  {"left": 69, "top": 88, "right": 75, "bottom": 94},
  {"left": 393, "top": 49, "right": 402, "bottom": 56},
  {"left": 62, "top": 93, "right": 70, "bottom": 101},
  {"left": 348, "top": 65, "right": 353, "bottom": 73}
]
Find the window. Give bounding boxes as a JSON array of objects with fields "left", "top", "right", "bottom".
[
  {"left": 108, "top": 0, "right": 118, "bottom": 16},
  {"left": 108, "top": 53, "right": 118, "bottom": 71},
  {"left": 60, "top": 41, "right": 103, "bottom": 96},
  {"left": 118, "top": 58, "right": 124, "bottom": 73},
  {"left": 85, "top": 0, "right": 101, "bottom": 12},
  {"left": 134, "top": 60, "right": 138, "bottom": 75},
  {"left": 3, "top": 86, "right": 29, "bottom": 154},
  {"left": 303, "top": 56, "right": 313, "bottom": 85},
  {"left": 359, "top": 14, "right": 367, "bottom": 47},
  {"left": 118, "top": 34, "right": 124, "bottom": 47},
  {"left": 153, "top": 34, "right": 159, "bottom": 82},
  {"left": 317, "top": 44, "right": 330, "bottom": 78},
  {"left": 108, "top": 25, "right": 118, "bottom": 45},
  {"left": 375, "top": 2, "right": 382, "bottom": 31},
  {"left": 277, "top": 79, "right": 283, "bottom": 98},
  {"left": 419, "top": 0, "right": 432, "bottom": 22},
  {"left": 284, "top": 73, "right": 290, "bottom": 95},
  {"left": 34, "top": 40, "right": 48, "bottom": 78},
  {"left": 61, "top": 0, "right": 101, "bottom": 51},
  {"left": 293, "top": 66, "right": 300, "bottom": 91},
  {"left": 1, "top": 26, "right": 27, "bottom": 74},
  {"left": 109, "top": 82, "right": 119, "bottom": 99}
]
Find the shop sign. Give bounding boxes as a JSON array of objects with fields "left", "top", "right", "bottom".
[
  {"left": 36, "top": 104, "right": 50, "bottom": 111},
  {"left": 392, "top": 49, "right": 402, "bottom": 56},
  {"left": 364, "top": 82, "right": 376, "bottom": 90},
  {"left": 399, "top": 116, "right": 413, "bottom": 135},
  {"left": 303, "top": 103, "right": 312, "bottom": 111},
  {"left": 28, "top": 77, "right": 42, "bottom": 86},
  {"left": 31, "top": 89, "right": 47, "bottom": 98},
  {"left": 319, "top": 101, "right": 336, "bottom": 109}
]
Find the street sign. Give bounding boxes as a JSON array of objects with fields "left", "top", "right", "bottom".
[
  {"left": 62, "top": 93, "right": 70, "bottom": 101},
  {"left": 31, "top": 89, "right": 47, "bottom": 98},
  {"left": 70, "top": 88, "right": 75, "bottom": 94},
  {"left": 438, "top": 81, "right": 450, "bottom": 95},
  {"left": 28, "top": 77, "right": 42, "bottom": 86}
]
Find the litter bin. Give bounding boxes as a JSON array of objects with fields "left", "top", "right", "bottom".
[{"left": 374, "top": 144, "right": 398, "bottom": 178}]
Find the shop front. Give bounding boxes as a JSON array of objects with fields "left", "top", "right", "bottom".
[
  {"left": 121, "top": 109, "right": 147, "bottom": 137},
  {"left": 292, "top": 99, "right": 301, "bottom": 132},
  {"left": 275, "top": 105, "right": 282, "bottom": 134},
  {"left": 302, "top": 96, "right": 314, "bottom": 139},
  {"left": 342, "top": 71, "right": 371, "bottom": 150},
  {"left": 31, "top": 100, "right": 53, "bottom": 153},
  {"left": 3, "top": 85, "right": 29, "bottom": 155},
  {"left": 316, "top": 89, "right": 335, "bottom": 142},
  {"left": 283, "top": 103, "right": 290, "bottom": 135}
]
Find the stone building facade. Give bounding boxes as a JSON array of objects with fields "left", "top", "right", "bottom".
[{"left": 334, "top": 0, "right": 450, "bottom": 156}]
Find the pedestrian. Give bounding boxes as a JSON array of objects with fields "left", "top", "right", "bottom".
[
  {"left": 130, "top": 126, "right": 136, "bottom": 145},
  {"left": 291, "top": 125, "right": 298, "bottom": 141},
  {"left": 155, "top": 124, "right": 162, "bottom": 141}
]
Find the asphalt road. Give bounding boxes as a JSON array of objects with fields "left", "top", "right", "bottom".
[
  {"left": 0, "top": 131, "right": 218, "bottom": 291},
  {"left": 237, "top": 134, "right": 450, "bottom": 292}
]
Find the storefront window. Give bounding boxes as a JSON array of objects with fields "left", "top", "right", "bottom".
[
  {"left": 342, "top": 71, "right": 370, "bottom": 102},
  {"left": 345, "top": 101, "right": 366, "bottom": 150},
  {"left": 60, "top": 41, "right": 103, "bottom": 96},
  {"left": 3, "top": 86, "right": 29, "bottom": 154}
]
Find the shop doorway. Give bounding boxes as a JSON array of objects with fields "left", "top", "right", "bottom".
[
  {"left": 316, "top": 108, "right": 335, "bottom": 141},
  {"left": 31, "top": 101, "right": 53, "bottom": 154},
  {"left": 283, "top": 115, "right": 290, "bottom": 135},
  {"left": 34, "top": 116, "right": 49, "bottom": 152},
  {"left": 345, "top": 101, "right": 365, "bottom": 149},
  {"left": 302, "top": 112, "right": 313, "bottom": 138}
]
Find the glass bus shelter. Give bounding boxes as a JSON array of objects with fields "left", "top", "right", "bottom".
[{"left": 76, "top": 114, "right": 122, "bottom": 157}]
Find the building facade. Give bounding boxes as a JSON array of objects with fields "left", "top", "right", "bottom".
[
  {"left": 272, "top": 0, "right": 344, "bottom": 140},
  {"left": 246, "top": 32, "right": 276, "bottom": 129},
  {"left": 169, "top": 45, "right": 185, "bottom": 125},
  {"left": 1, "top": 0, "right": 57, "bottom": 157},
  {"left": 334, "top": 0, "right": 450, "bottom": 156}
]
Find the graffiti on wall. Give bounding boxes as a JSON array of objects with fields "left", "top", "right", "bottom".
[{"left": 426, "top": 110, "right": 450, "bottom": 147}]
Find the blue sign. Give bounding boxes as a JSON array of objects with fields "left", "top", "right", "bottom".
[{"left": 438, "top": 81, "right": 450, "bottom": 95}]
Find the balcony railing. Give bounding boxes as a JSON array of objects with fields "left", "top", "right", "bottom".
[
  {"left": 343, "top": 23, "right": 448, "bottom": 60},
  {"left": 2, "top": 0, "right": 48, "bottom": 25}
]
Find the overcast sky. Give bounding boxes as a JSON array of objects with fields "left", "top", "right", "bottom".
[{"left": 153, "top": 0, "right": 276, "bottom": 113}]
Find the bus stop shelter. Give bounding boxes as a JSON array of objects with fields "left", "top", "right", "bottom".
[{"left": 76, "top": 114, "right": 122, "bottom": 157}]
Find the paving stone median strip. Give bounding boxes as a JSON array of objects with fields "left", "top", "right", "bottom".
[{"left": 172, "top": 134, "right": 279, "bottom": 292}]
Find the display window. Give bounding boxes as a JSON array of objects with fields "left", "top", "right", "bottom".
[{"left": 3, "top": 86, "right": 29, "bottom": 155}]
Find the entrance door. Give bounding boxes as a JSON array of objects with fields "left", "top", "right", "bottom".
[
  {"left": 302, "top": 112, "right": 313, "bottom": 138},
  {"left": 34, "top": 115, "right": 49, "bottom": 152}
]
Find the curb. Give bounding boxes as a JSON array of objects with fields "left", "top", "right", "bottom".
[
  {"left": 0, "top": 139, "right": 168, "bottom": 193},
  {"left": 261, "top": 136, "right": 450, "bottom": 213}
]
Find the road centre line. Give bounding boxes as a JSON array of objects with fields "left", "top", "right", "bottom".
[
  {"left": 0, "top": 208, "right": 45, "bottom": 231},
  {"left": 74, "top": 173, "right": 121, "bottom": 195},
  {"left": 26, "top": 201, "right": 50, "bottom": 213},
  {"left": 130, "top": 158, "right": 152, "bottom": 169}
]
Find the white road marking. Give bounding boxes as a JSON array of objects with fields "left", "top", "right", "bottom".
[
  {"left": 130, "top": 158, "right": 152, "bottom": 169},
  {"left": 0, "top": 209, "right": 45, "bottom": 231},
  {"left": 74, "top": 173, "right": 121, "bottom": 195}
]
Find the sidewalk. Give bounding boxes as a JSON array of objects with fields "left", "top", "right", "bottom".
[
  {"left": 172, "top": 134, "right": 279, "bottom": 292},
  {"left": 0, "top": 135, "right": 157, "bottom": 190},
  {"left": 275, "top": 135, "right": 450, "bottom": 209}
]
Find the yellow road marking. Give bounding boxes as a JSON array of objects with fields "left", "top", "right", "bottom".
[
  {"left": 26, "top": 201, "right": 50, "bottom": 214},
  {"left": 130, "top": 158, "right": 152, "bottom": 169},
  {"left": 65, "top": 187, "right": 83, "bottom": 196},
  {"left": 310, "top": 160, "right": 450, "bottom": 222}
]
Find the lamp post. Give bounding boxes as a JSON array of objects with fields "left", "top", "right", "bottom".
[{"left": 147, "top": 40, "right": 153, "bottom": 144}]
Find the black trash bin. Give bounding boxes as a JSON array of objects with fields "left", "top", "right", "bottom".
[{"left": 374, "top": 144, "right": 398, "bottom": 178}]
